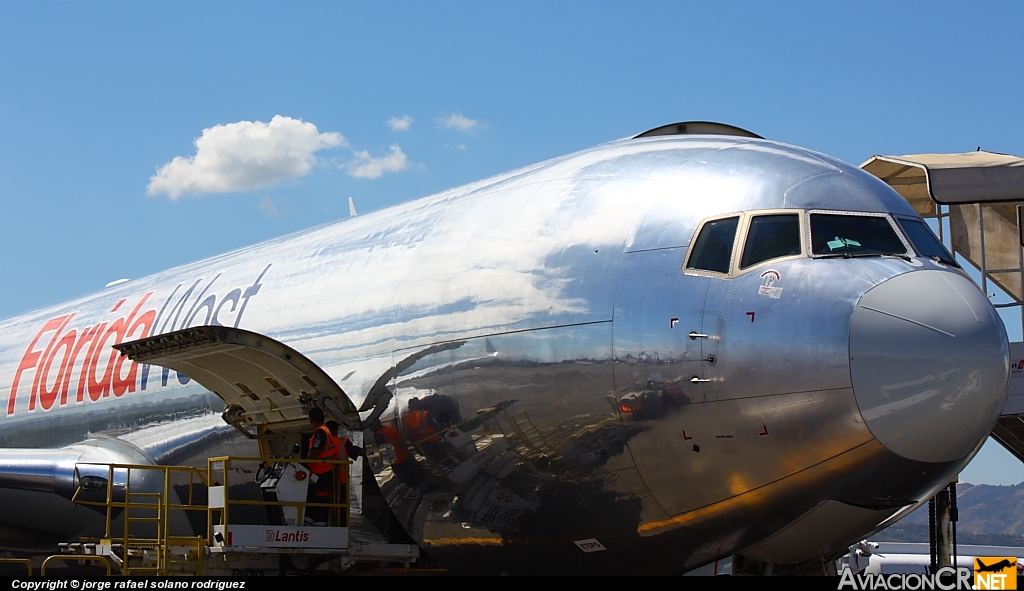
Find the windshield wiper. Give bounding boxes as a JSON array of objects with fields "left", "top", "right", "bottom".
[
  {"left": 930, "top": 255, "right": 961, "bottom": 268},
  {"left": 819, "top": 252, "right": 876, "bottom": 259},
  {"left": 818, "top": 252, "right": 910, "bottom": 261}
]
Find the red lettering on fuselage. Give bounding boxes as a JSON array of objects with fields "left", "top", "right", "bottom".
[
  {"left": 29, "top": 314, "right": 74, "bottom": 411},
  {"left": 112, "top": 296, "right": 155, "bottom": 397},
  {"left": 8, "top": 315, "right": 74, "bottom": 415},
  {"left": 71, "top": 324, "right": 101, "bottom": 404},
  {"left": 5, "top": 264, "right": 272, "bottom": 416},
  {"left": 36, "top": 324, "right": 77, "bottom": 411},
  {"left": 86, "top": 320, "right": 114, "bottom": 401},
  {"left": 6, "top": 294, "right": 156, "bottom": 416}
]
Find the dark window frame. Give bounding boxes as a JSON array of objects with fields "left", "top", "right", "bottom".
[
  {"left": 739, "top": 212, "right": 804, "bottom": 270},
  {"left": 893, "top": 215, "right": 958, "bottom": 266},
  {"left": 805, "top": 210, "right": 912, "bottom": 258},
  {"left": 684, "top": 214, "right": 742, "bottom": 275}
]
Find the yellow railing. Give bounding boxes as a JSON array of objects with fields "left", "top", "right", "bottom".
[
  {"left": 0, "top": 558, "right": 33, "bottom": 576},
  {"left": 72, "top": 462, "right": 209, "bottom": 575},
  {"left": 207, "top": 456, "right": 350, "bottom": 536},
  {"left": 68, "top": 456, "right": 351, "bottom": 575},
  {"left": 40, "top": 555, "right": 112, "bottom": 576}
]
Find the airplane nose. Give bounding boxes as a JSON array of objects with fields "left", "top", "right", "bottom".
[{"left": 850, "top": 270, "right": 1009, "bottom": 463}]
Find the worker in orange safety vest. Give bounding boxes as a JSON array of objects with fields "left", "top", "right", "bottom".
[
  {"left": 401, "top": 397, "right": 448, "bottom": 464},
  {"left": 401, "top": 398, "right": 441, "bottom": 443},
  {"left": 325, "top": 420, "right": 363, "bottom": 485},
  {"left": 304, "top": 407, "right": 337, "bottom": 525},
  {"left": 373, "top": 423, "right": 432, "bottom": 488}
]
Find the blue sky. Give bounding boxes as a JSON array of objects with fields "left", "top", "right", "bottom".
[{"left": 2, "top": 2, "right": 1023, "bottom": 484}]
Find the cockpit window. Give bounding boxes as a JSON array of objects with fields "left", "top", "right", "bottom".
[
  {"left": 740, "top": 214, "right": 801, "bottom": 268},
  {"left": 810, "top": 214, "right": 907, "bottom": 257},
  {"left": 687, "top": 216, "right": 739, "bottom": 273},
  {"left": 896, "top": 217, "right": 959, "bottom": 266}
]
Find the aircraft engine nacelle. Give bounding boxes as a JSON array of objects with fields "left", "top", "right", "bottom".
[{"left": 0, "top": 438, "right": 177, "bottom": 552}]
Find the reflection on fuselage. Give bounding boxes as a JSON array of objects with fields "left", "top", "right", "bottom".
[
  {"left": 362, "top": 254, "right": 1004, "bottom": 574},
  {"left": 0, "top": 134, "right": 1010, "bottom": 574}
]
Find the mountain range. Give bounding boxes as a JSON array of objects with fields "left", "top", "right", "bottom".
[{"left": 872, "top": 482, "right": 1024, "bottom": 546}]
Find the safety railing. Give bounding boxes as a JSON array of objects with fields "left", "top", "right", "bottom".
[
  {"left": 71, "top": 462, "right": 209, "bottom": 575},
  {"left": 0, "top": 558, "right": 33, "bottom": 576},
  {"left": 68, "top": 456, "right": 353, "bottom": 573},
  {"left": 208, "top": 456, "right": 350, "bottom": 550},
  {"left": 40, "top": 555, "right": 112, "bottom": 576}
]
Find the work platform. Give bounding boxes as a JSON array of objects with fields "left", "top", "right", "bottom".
[{"left": 28, "top": 456, "right": 419, "bottom": 576}]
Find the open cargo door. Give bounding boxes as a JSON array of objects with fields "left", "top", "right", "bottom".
[{"left": 113, "top": 326, "right": 359, "bottom": 439}]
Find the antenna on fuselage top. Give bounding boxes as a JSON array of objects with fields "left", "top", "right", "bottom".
[{"left": 348, "top": 197, "right": 358, "bottom": 216}]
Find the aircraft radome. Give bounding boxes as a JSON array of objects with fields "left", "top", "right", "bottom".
[{"left": 0, "top": 122, "right": 1009, "bottom": 575}]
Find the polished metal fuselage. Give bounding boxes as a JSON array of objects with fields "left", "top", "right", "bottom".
[{"left": 0, "top": 135, "right": 1009, "bottom": 573}]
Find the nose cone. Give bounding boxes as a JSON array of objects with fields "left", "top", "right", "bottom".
[{"left": 850, "top": 270, "right": 1009, "bottom": 463}]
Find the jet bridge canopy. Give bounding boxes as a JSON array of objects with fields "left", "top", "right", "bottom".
[
  {"left": 862, "top": 150, "right": 1024, "bottom": 310},
  {"left": 113, "top": 326, "right": 358, "bottom": 437},
  {"left": 861, "top": 152, "right": 1024, "bottom": 212},
  {"left": 862, "top": 149, "right": 1024, "bottom": 306}
]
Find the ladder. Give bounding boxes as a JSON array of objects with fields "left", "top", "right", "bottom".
[
  {"left": 71, "top": 463, "right": 209, "bottom": 575},
  {"left": 509, "top": 410, "right": 561, "bottom": 459},
  {"left": 121, "top": 490, "right": 164, "bottom": 575}
]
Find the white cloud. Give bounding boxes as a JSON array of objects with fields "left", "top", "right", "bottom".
[
  {"left": 147, "top": 115, "right": 345, "bottom": 199},
  {"left": 258, "top": 195, "right": 288, "bottom": 218},
  {"left": 436, "top": 112, "right": 482, "bottom": 132},
  {"left": 345, "top": 145, "right": 410, "bottom": 179},
  {"left": 387, "top": 115, "right": 413, "bottom": 131}
]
